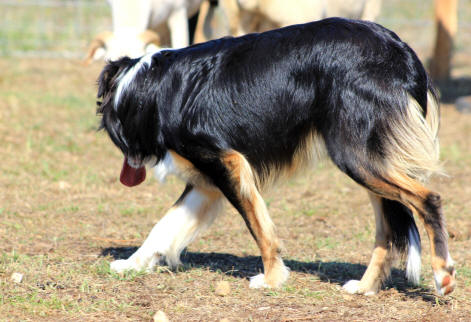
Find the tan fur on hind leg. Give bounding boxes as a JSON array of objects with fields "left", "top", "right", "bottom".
[{"left": 343, "top": 193, "right": 393, "bottom": 295}]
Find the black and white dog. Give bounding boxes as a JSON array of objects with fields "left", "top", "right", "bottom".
[{"left": 97, "top": 18, "right": 455, "bottom": 295}]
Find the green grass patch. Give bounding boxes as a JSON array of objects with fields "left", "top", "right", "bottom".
[{"left": 314, "top": 237, "right": 340, "bottom": 250}]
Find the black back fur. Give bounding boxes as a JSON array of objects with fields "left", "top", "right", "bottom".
[{"left": 97, "top": 18, "right": 436, "bottom": 257}]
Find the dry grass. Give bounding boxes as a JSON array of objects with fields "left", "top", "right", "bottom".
[{"left": 1, "top": 12, "right": 471, "bottom": 321}]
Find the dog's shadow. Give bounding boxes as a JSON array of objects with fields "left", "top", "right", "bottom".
[
  {"left": 436, "top": 77, "right": 471, "bottom": 102},
  {"left": 101, "top": 247, "right": 444, "bottom": 303}
]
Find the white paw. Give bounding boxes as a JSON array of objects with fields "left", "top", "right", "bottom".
[
  {"left": 249, "top": 274, "right": 270, "bottom": 289},
  {"left": 110, "top": 259, "right": 139, "bottom": 273},
  {"left": 434, "top": 268, "right": 456, "bottom": 296},
  {"left": 110, "top": 253, "right": 164, "bottom": 274},
  {"left": 343, "top": 279, "right": 361, "bottom": 294},
  {"left": 110, "top": 257, "right": 143, "bottom": 273},
  {"left": 342, "top": 280, "right": 377, "bottom": 296},
  {"left": 363, "top": 290, "right": 377, "bottom": 296}
]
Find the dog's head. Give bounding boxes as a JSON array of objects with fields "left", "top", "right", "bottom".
[
  {"left": 97, "top": 53, "right": 163, "bottom": 186},
  {"left": 97, "top": 56, "right": 136, "bottom": 159}
]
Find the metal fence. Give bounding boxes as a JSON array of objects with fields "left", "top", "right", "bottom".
[
  {"left": 1, "top": 0, "right": 110, "bottom": 58},
  {"left": 0, "top": 0, "right": 470, "bottom": 60}
]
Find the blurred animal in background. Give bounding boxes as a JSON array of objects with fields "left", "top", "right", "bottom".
[
  {"left": 194, "top": 0, "right": 382, "bottom": 42},
  {"left": 430, "top": 0, "right": 457, "bottom": 81},
  {"left": 228, "top": 0, "right": 381, "bottom": 36},
  {"left": 85, "top": 0, "right": 203, "bottom": 64},
  {"left": 429, "top": 0, "right": 471, "bottom": 113},
  {"left": 85, "top": 0, "right": 382, "bottom": 63}
]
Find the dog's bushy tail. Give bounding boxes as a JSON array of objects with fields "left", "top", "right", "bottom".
[
  {"left": 382, "top": 198, "right": 422, "bottom": 285},
  {"left": 381, "top": 84, "right": 441, "bottom": 285},
  {"left": 384, "top": 88, "right": 441, "bottom": 184}
]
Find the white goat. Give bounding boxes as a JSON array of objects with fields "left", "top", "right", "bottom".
[
  {"left": 193, "top": 0, "right": 382, "bottom": 44},
  {"left": 225, "top": 0, "right": 382, "bottom": 36},
  {"left": 85, "top": 0, "right": 203, "bottom": 64}
]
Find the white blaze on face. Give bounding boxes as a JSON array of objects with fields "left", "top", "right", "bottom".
[{"left": 113, "top": 51, "right": 158, "bottom": 110}]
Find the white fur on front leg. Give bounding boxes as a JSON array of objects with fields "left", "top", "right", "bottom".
[
  {"left": 110, "top": 259, "right": 138, "bottom": 273},
  {"left": 249, "top": 274, "right": 269, "bottom": 288},
  {"left": 343, "top": 280, "right": 361, "bottom": 294},
  {"left": 109, "top": 187, "right": 223, "bottom": 274},
  {"left": 343, "top": 280, "right": 377, "bottom": 296},
  {"left": 249, "top": 261, "right": 290, "bottom": 289},
  {"left": 110, "top": 252, "right": 161, "bottom": 273}
]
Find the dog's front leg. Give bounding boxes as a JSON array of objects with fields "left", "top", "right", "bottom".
[
  {"left": 218, "top": 150, "right": 290, "bottom": 288},
  {"left": 110, "top": 185, "right": 223, "bottom": 273}
]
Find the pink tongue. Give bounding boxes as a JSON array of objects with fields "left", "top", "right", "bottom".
[{"left": 120, "top": 157, "right": 146, "bottom": 187}]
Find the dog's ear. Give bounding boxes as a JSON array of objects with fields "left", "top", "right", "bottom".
[
  {"left": 97, "top": 58, "right": 134, "bottom": 118},
  {"left": 97, "top": 61, "right": 121, "bottom": 99},
  {"left": 97, "top": 57, "right": 134, "bottom": 98}
]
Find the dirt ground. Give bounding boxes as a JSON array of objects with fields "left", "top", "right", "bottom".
[{"left": 0, "top": 50, "right": 470, "bottom": 321}]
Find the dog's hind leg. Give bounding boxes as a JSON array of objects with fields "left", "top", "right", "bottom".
[
  {"left": 216, "top": 150, "right": 290, "bottom": 288},
  {"left": 377, "top": 176, "right": 454, "bottom": 295},
  {"left": 344, "top": 191, "right": 424, "bottom": 295},
  {"left": 330, "top": 90, "right": 454, "bottom": 295},
  {"left": 110, "top": 185, "right": 223, "bottom": 273},
  {"left": 343, "top": 192, "right": 395, "bottom": 295},
  {"left": 340, "top": 169, "right": 455, "bottom": 295}
]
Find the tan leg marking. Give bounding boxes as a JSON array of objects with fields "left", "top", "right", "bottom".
[
  {"left": 168, "top": 150, "right": 215, "bottom": 189},
  {"left": 222, "top": 150, "right": 289, "bottom": 288},
  {"left": 362, "top": 173, "right": 455, "bottom": 295},
  {"left": 344, "top": 193, "right": 393, "bottom": 295}
]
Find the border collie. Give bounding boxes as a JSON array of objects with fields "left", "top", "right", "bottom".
[{"left": 96, "top": 18, "right": 455, "bottom": 295}]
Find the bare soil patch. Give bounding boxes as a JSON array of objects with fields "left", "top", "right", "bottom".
[{"left": 0, "top": 53, "right": 470, "bottom": 321}]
